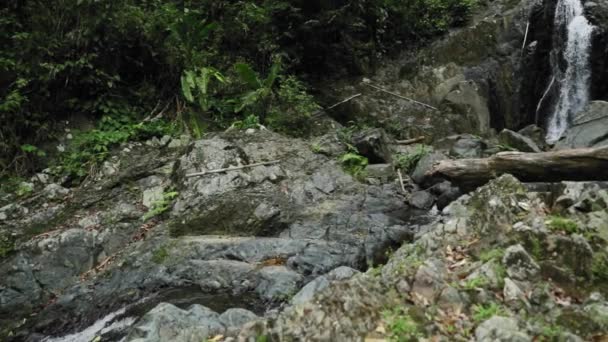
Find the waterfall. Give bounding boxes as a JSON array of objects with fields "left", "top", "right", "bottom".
[{"left": 545, "top": 0, "right": 593, "bottom": 143}]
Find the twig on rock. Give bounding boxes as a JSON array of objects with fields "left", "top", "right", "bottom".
[
  {"left": 362, "top": 80, "right": 438, "bottom": 111},
  {"left": 186, "top": 160, "right": 282, "bottom": 178},
  {"left": 397, "top": 169, "right": 407, "bottom": 195},
  {"left": 393, "top": 136, "right": 426, "bottom": 145},
  {"left": 312, "top": 93, "right": 362, "bottom": 117}
]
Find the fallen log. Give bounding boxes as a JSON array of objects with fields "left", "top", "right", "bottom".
[{"left": 425, "top": 146, "right": 608, "bottom": 189}]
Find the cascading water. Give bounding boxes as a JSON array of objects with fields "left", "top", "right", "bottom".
[{"left": 545, "top": 0, "right": 594, "bottom": 143}]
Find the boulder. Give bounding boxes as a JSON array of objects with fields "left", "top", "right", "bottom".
[
  {"left": 518, "top": 125, "right": 548, "bottom": 150},
  {"left": 475, "top": 316, "right": 531, "bottom": 342},
  {"left": 352, "top": 128, "right": 392, "bottom": 164},
  {"left": 411, "top": 152, "right": 448, "bottom": 185},
  {"left": 499, "top": 129, "right": 542, "bottom": 152},
  {"left": 555, "top": 101, "right": 608, "bottom": 149},
  {"left": 409, "top": 190, "right": 435, "bottom": 210},
  {"left": 255, "top": 266, "right": 303, "bottom": 301},
  {"left": 126, "top": 303, "right": 224, "bottom": 342},
  {"left": 449, "top": 135, "right": 487, "bottom": 158},
  {"left": 502, "top": 245, "right": 540, "bottom": 281},
  {"left": 219, "top": 308, "right": 258, "bottom": 336}
]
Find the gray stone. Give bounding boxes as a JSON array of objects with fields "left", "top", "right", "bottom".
[
  {"left": 449, "top": 136, "right": 487, "bottom": 158},
  {"left": 475, "top": 316, "right": 531, "bottom": 342},
  {"left": 502, "top": 245, "right": 540, "bottom": 281},
  {"left": 411, "top": 258, "right": 444, "bottom": 303},
  {"left": 291, "top": 276, "right": 330, "bottom": 305},
  {"left": 43, "top": 184, "right": 69, "bottom": 200},
  {"left": 143, "top": 186, "right": 165, "bottom": 209},
  {"left": 352, "top": 128, "right": 392, "bottom": 164},
  {"left": 443, "top": 80, "right": 491, "bottom": 133},
  {"left": 365, "top": 164, "right": 394, "bottom": 182},
  {"left": 160, "top": 135, "right": 172, "bottom": 146},
  {"left": 409, "top": 191, "right": 435, "bottom": 210},
  {"left": 126, "top": 303, "right": 224, "bottom": 342},
  {"left": 499, "top": 129, "right": 541, "bottom": 152},
  {"left": 255, "top": 266, "right": 303, "bottom": 301},
  {"left": 102, "top": 160, "right": 118, "bottom": 177},
  {"left": 437, "top": 285, "right": 465, "bottom": 311},
  {"left": 219, "top": 308, "right": 258, "bottom": 335},
  {"left": 556, "top": 101, "right": 608, "bottom": 149},
  {"left": 503, "top": 278, "right": 527, "bottom": 306},
  {"left": 327, "top": 266, "right": 359, "bottom": 280},
  {"left": 411, "top": 152, "right": 448, "bottom": 185},
  {"left": 518, "top": 125, "right": 547, "bottom": 150}
]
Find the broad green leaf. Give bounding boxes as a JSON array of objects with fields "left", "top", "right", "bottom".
[{"left": 234, "top": 63, "right": 261, "bottom": 89}]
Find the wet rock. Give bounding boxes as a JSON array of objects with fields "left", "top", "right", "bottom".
[
  {"left": 502, "top": 245, "right": 540, "bottom": 281},
  {"left": 499, "top": 129, "right": 542, "bottom": 152},
  {"left": 555, "top": 101, "right": 608, "bottom": 149},
  {"left": 475, "top": 316, "right": 531, "bottom": 342},
  {"left": 126, "top": 303, "right": 224, "bottom": 342},
  {"left": 352, "top": 128, "right": 392, "bottom": 164}
]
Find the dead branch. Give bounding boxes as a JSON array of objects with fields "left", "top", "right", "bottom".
[
  {"left": 361, "top": 80, "right": 438, "bottom": 111},
  {"left": 186, "top": 160, "right": 282, "bottom": 178}
]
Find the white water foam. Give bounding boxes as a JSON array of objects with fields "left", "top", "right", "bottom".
[{"left": 546, "top": 0, "right": 594, "bottom": 143}]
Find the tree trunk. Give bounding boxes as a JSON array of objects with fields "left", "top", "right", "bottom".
[{"left": 425, "top": 146, "right": 608, "bottom": 189}]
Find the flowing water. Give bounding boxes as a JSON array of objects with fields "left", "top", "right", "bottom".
[{"left": 546, "top": 0, "right": 593, "bottom": 143}]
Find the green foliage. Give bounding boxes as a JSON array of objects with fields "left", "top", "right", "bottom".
[
  {"left": 383, "top": 307, "right": 422, "bottom": 341},
  {"left": 266, "top": 76, "right": 320, "bottom": 136},
  {"left": 152, "top": 246, "right": 170, "bottom": 264},
  {"left": 181, "top": 67, "right": 226, "bottom": 112},
  {"left": 0, "top": 233, "right": 15, "bottom": 260},
  {"left": 55, "top": 116, "right": 176, "bottom": 178},
  {"left": 340, "top": 153, "right": 369, "bottom": 177},
  {"left": 591, "top": 250, "right": 608, "bottom": 282},
  {"left": 143, "top": 190, "right": 179, "bottom": 221},
  {"left": 394, "top": 145, "right": 432, "bottom": 173},
  {"left": 1, "top": 0, "right": 476, "bottom": 175},
  {"left": 460, "top": 276, "right": 488, "bottom": 290},
  {"left": 546, "top": 216, "right": 580, "bottom": 234},
  {"left": 230, "top": 115, "right": 261, "bottom": 130},
  {"left": 478, "top": 248, "right": 505, "bottom": 262},
  {"left": 15, "top": 182, "right": 34, "bottom": 198},
  {"left": 471, "top": 303, "right": 505, "bottom": 323},
  {"left": 537, "top": 324, "right": 564, "bottom": 341}
]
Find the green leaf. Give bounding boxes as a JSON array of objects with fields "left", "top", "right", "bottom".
[
  {"left": 263, "top": 62, "right": 281, "bottom": 89},
  {"left": 234, "top": 63, "right": 261, "bottom": 89},
  {"left": 181, "top": 74, "right": 194, "bottom": 102}
]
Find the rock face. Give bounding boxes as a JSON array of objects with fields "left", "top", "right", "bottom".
[
  {"left": 324, "top": 0, "right": 534, "bottom": 142},
  {"left": 238, "top": 175, "right": 608, "bottom": 341},
  {"left": 555, "top": 101, "right": 608, "bottom": 149},
  {"left": 499, "top": 129, "right": 542, "bottom": 152},
  {"left": 0, "top": 130, "right": 433, "bottom": 341}
]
